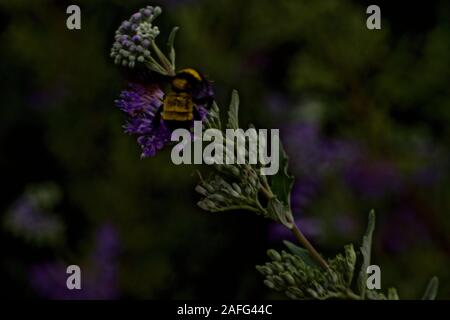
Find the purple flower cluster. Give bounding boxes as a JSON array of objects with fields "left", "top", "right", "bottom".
[
  {"left": 29, "top": 224, "right": 120, "bottom": 300},
  {"left": 110, "top": 6, "right": 162, "bottom": 68},
  {"left": 116, "top": 83, "right": 171, "bottom": 157}
]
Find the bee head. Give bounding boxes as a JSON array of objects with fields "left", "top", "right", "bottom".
[
  {"left": 170, "top": 68, "right": 214, "bottom": 108},
  {"left": 171, "top": 68, "right": 204, "bottom": 91}
]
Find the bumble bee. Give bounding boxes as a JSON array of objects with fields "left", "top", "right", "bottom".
[{"left": 161, "top": 68, "right": 213, "bottom": 122}]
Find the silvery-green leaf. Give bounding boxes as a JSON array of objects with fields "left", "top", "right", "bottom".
[
  {"left": 357, "top": 210, "right": 375, "bottom": 298},
  {"left": 388, "top": 287, "right": 399, "bottom": 300},
  {"left": 226, "top": 90, "right": 239, "bottom": 130},
  {"left": 344, "top": 244, "right": 356, "bottom": 286},
  {"left": 422, "top": 277, "right": 439, "bottom": 300},
  {"left": 205, "top": 102, "right": 221, "bottom": 130},
  {"left": 270, "top": 142, "right": 294, "bottom": 209},
  {"left": 167, "top": 26, "right": 179, "bottom": 67},
  {"left": 267, "top": 198, "right": 293, "bottom": 228}
]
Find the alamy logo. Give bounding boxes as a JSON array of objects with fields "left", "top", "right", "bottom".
[
  {"left": 66, "top": 265, "right": 81, "bottom": 290},
  {"left": 170, "top": 121, "right": 280, "bottom": 175},
  {"left": 66, "top": 5, "right": 81, "bottom": 30},
  {"left": 366, "top": 5, "right": 381, "bottom": 30}
]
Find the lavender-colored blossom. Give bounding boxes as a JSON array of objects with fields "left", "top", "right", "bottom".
[
  {"left": 116, "top": 83, "right": 163, "bottom": 116},
  {"left": 116, "top": 83, "right": 170, "bottom": 157},
  {"left": 196, "top": 105, "right": 209, "bottom": 121},
  {"left": 29, "top": 223, "right": 120, "bottom": 300}
]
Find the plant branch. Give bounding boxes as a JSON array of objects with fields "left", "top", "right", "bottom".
[
  {"left": 260, "top": 185, "right": 274, "bottom": 200},
  {"left": 290, "top": 222, "right": 330, "bottom": 270},
  {"left": 256, "top": 180, "right": 329, "bottom": 270}
]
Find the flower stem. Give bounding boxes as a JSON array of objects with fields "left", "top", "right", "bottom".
[
  {"left": 256, "top": 180, "right": 329, "bottom": 270},
  {"left": 151, "top": 41, "right": 175, "bottom": 76},
  {"left": 260, "top": 185, "right": 274, "bottom": 200},
  {"left": 290, "top": 222, "right": 330, "bottom": 270}
]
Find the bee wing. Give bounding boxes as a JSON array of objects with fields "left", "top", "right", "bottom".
[{"left": 192, "top": 80, "right": 214, "bottom": 109}]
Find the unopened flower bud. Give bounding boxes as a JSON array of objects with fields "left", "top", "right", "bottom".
[
  {"left": 256, "top": 265, "right": 273, "bottom": 276},
  {"left": 110, "top": 5, "right": 162, "bottom": 68},
  {"left": 263, "top": 280, "right": 275, "bottom": 289},
  {"left": 272, "top": 261, "right": 285, "bottom": 273},
  {"left": 272, "top": 275, "right": 285, "bottom": 287},
  {"left": 267, "top": 249, "right": 282, "bottom": 262},
  {"left": 195, "top": 185, "right": 208, "bottom": 196},
  {"left": 209, "top": 194, "right": 226, "bottom": 203},
  {"left": 282, "top": 272, "right": 296, "bottom": 286},
  {"left": 285, "top": 290, "right": 297, "bottom": 300},
  {"left": 232, "top": 183, "right": 242, "bottom": 194}
]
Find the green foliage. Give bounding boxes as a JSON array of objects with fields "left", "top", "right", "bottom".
[
  {"left": 422, "top": 277, "right": 439, "bottom": 300},
  {"left": 269, "top": 144, "right": 295, "bottom": 228},
  {"left": 258, "top": 212, "right": 439, "bottom": 300},
  {"left": 226, "top": 90, "right": 240, "bottom": 130},
  {"left": 357, "top": 209, "right": 375, "bottom": 298},
  {"left": 197, "top": 91, "right": 441, "bottom": 300},
  {"left": 270, "top": 144, "right": 294, "bottom": 209},
  {"left": 196, "top": 171, "right": 262, "bottom": 214},
  {"left": 196, "top": 90, "right": 295, "bottom": 226},
  {"left": 256, "top": 243, "right": 357, "bottom": 299},
  {"left": 167, "top": 26, "right": 179, "bottom": 67}
]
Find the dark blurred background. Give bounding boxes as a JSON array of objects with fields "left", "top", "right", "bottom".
[{"left": 0, "top": 0, "right": 449, "bottom": 299}]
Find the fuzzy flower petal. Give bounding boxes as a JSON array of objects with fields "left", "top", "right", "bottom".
[
  {"left": 116, "top": 83, "right": 163, "bottom": 117},
  {"left": 116, "top": 83, "right": 172, "bottom": 157},
  {"left": 137, "top": 120, "right": 172, "bottom": 157}
]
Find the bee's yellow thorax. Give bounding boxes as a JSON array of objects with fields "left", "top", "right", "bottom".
[
  {"left": 172, "top": 78, "right": 188, "bottom": 90},
  {"left": 162, "top": 92, "right": 194, "bottom": 121}
]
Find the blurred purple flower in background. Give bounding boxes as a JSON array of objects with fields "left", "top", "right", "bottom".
[
  {"left": 283, "top": 122, "right": 361, "bottom": 179},
  {"left": 269, "top": 216, "right": 322, "bottom": 242},
  {"left": 381, "top": 206, "right": 430, "bottom": 253},
  {"left": 27, "top": 85, "right": 68, "bottom": 110},
  {"left": 268, "top": 121, "right": 362, "bottom": 241},
  {"left": 29, "top": 223, "right": 120, "bottom": 299},
  {"left": 267, "top": 112, "right": 443, "bottom": 251},
  {"left": 3, "top": 183, "right": 64, "bottom": 246},
  {"left": 291, "top": 177, "right": 319, "bottom": 212},
  {"left": 344, "top": 160, "right": 402, "bottom": 199}
]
